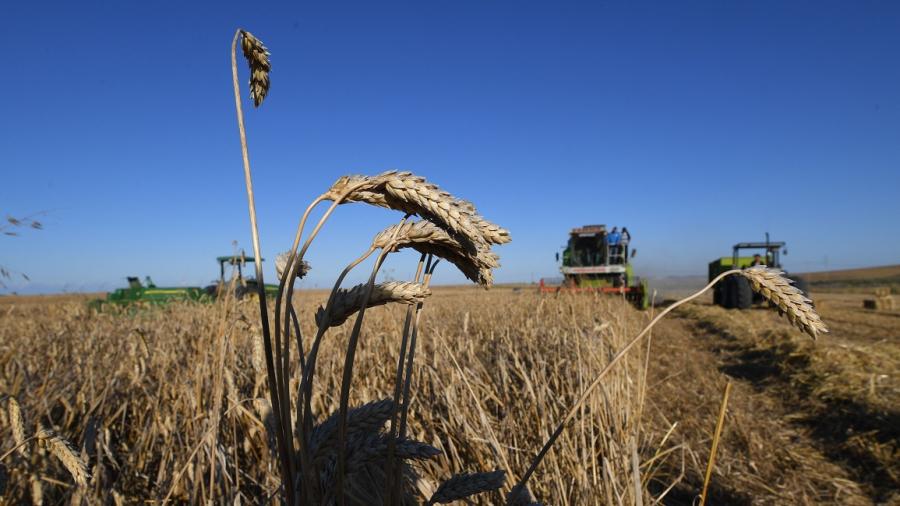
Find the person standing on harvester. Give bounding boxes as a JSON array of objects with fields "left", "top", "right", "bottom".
[{"left": 607, "top": 227, "right": 621, "bottom": 264}]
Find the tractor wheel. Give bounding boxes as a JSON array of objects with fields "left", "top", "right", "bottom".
[
  {"left": 720, "top": 275, "right": 736, "bottom": 308},
  {"left": 712, "top": 283, "right": 723, "bottom": 306},
  {"left": 734, "top": 275, "right": 753, "bottom": 309}
]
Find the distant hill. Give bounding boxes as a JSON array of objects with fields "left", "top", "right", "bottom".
[{"left": 799, "top": 265, "right": 900, "bottom": 291}]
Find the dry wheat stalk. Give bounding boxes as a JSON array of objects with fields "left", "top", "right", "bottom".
[
  {"left": 7, "top": 396, "right": 27, "bottom": 457},
  {"left": 740, "top": 267, "right": 828, "bottom": 339},
  {"left": 239, "top": 30, "right": 271, "bottom": 107},
  {"left": 316, "top": 281, "right": 431, "bottom": 328},
  {"left": 35, "top": 428, "right": 89, "bottom": 487},
  {"left": 426, "top": 470, "right": 507, "bottom": 504},
  {"left": 372, "top": 220, "right": 499, "bottom": 286}
]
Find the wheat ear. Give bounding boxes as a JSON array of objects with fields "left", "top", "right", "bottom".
[
  {"left": 239, "top": 30, "right": 271, "bottom": 107},
  {"left": 310, "top": 399, "right": 395, "bottom": 458},
  {"left": 426, "top": 470, "right": 507, "bottom": 505},
  {"left": 35, "top": 428, "right": 89, "bottom": 487},
  {"left": 324, "top": 171, "right": 503, "bottom": 250},
  {"left": 373, "top": 220, "right": 499, "bottom": 287},
  {"left": 7, "top": 396, "right": 28, "bottom": 457},
  {"left": 506, "top": 485, "right": 543, "bottom": 506},
  {"left": 740, "top": 266, "right": 828, "bottom": 339},
  {"left": 315, "top": 281, "right": 431, "bottom": 328}
]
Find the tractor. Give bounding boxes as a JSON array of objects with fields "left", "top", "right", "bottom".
[
  {"left": 90, "top": 254, "right": 281, "bottom": 309},
  {"left": 709, "top": 236, "right": 809, "bottom": 309},
  {"left": 206, "top": 254, "right": 281, "bottom": 299},
  {"left": 540, "top": 224, "right": 649, "bottom": 309}
]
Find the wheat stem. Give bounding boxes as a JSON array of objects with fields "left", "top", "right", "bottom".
[
  {"left": 335, "top": 217, "right": 409, "bottom": 505},
  {"left": 384, "top": 253, "right": 427, "bottom": 504},
  {"left": 699, "top": 380, "right": 732, "bottom": 506},
  {"left": 230, "top": 28, "right": 295, "bottom": 505}
]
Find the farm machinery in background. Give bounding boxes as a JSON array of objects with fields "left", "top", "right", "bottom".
[
  {"left": 89, "top": 254, "right": 281, "bottom": 309},
  {"left": 539, "top": 224, "right": 649, "bottom": 309},
  {"left": 708, "top": 235, "right": 809, "bottom": 309}
]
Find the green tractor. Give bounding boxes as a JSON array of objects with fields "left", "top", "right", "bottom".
[
  {"left": 539, "top": 224, "right": 649, "bottom": 309},
  {"left": 709, "top": 237, "right": 809, "bottom": 309},
  {"left": 207, "top": 255, "right": 281, "bottom": 299},
  {"left": 90, "top": 254, "right": 282, "bottom": 310}
]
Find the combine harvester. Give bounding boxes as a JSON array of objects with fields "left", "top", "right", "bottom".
[
  {"left": 539, "top": 224, "right": 649, "bottom": 309},
  {"left": 90, "top": 254, "right": 281, "bottom": 309}
]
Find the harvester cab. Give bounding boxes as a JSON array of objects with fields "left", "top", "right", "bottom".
[
  {"left": 709, "top": 236, "right": 808, "bottom": 309},
  {"left": 540, "top": 224, "right": 648, "bottom": 309}
]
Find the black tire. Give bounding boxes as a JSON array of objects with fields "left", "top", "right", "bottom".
[
  {"left": 721, "top": 275, "right": 736, "bottom": 309},
  {"left": 734, "top": 275, "right": 753, "bottom": 309},
  {"left": 712, "top": 283, "right": 722, "bottom": 306}
]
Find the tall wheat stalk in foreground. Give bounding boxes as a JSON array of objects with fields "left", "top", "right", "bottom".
[
  {"left": 232, "top": 30, "right": 512, "bottom": 505},
  {"left": 231, "top": 30, "right": 826, "bottom": 505}
]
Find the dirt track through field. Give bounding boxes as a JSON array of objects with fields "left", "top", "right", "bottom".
[{"left": 647, "top": 298, "right": 899, "bottom": 505}]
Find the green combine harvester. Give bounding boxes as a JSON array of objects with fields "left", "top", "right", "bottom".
[
  {"left": 709, "top": 236, "right": 808, "bottom": 309},
  {"left": 90, "top": 255, "right": 280, "bottom": 310},
  {"left": 540, "top": 224, "right": 649, "bottom": 309}
]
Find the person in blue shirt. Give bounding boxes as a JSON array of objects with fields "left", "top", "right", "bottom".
[{"left": 607, "top": 227, "right": 621, "bottom": 263}]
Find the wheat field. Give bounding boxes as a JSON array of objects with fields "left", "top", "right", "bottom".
[{"left": 0, "top": 288, "right": 673, "bottom": 504}]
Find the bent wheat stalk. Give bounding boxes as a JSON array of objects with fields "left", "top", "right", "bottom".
[
  {"left": 510, "top": 267, "right": 826, "bottom": 500},
  {"left": 231, "top": 28, "right": 296, "bottom": 505}
]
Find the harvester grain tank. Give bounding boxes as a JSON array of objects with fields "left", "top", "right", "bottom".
[{"left": 540, "top": 224, "right": 649, "bottom": 309}]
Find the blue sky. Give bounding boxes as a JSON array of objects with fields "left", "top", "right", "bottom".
[{"left": 2, "top": 1, "right": 898, "bottom": 293}]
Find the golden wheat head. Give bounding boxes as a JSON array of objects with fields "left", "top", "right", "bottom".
[
  {"left": 6, "top": 396, "right": 28, "bottom": 457},
  {"left": 372, "top": 220, "right": 499, "bottom": 287},
  {"left": 35, "top": 427, "right": 89, "bottom": 487},
  {"left": 740, "top": 266, "right": 828, "bottom": 339},
  {"left": 275, "top": 252, "right": 311, "bottom": 281},
  {"left": 239, "top": 30, "right": 271, "bottom": 107},
  {"left": 316, "top": 281, "right": 431, "bottom": 328},
  {"left": 323, "top": 171, "right": 509, "bottom": 251}
]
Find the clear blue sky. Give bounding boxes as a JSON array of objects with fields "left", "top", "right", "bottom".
[{"left": 2, "top": 1, "right": 898, "bottom": 293}]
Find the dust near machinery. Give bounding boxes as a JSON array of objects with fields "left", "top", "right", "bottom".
[{"left": 540, "top": 224, "right": 649, "bottom": 309}]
